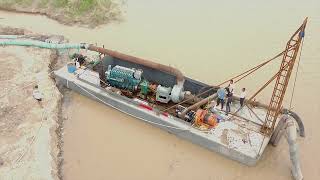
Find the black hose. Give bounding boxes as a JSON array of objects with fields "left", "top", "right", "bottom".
[{"left": 282, "top": 108, "right": 305, "bottom": 137}]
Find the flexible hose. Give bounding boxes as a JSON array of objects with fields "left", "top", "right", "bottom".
[
  {"left": 0, "top": 39, "right": 88, "bottom": 49},
  {"left": 282, "top": 108, "right": 305, "bottom": 137}
]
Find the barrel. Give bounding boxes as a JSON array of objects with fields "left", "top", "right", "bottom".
[{"left": 67, "top": 63, "right": 76, "bottom": 73}]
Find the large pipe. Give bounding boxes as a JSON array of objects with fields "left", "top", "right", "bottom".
[
  {"left": 179, "top": 93, "right": 217, "bottom": 118},
  {"left": 282, "top": 109, "right": 305, "bottom": 137},
  {"left": 0, "top": 39, "right": 88, "bottom": 49},
  {"left": 87, "top": 45, "right": 185, "bottom": 86},
  {"left": 0, "top": 37, "right": 185, "bottom": 85},
  {"left": 270, "top": 115, "right": 303, "bottom": 180}
]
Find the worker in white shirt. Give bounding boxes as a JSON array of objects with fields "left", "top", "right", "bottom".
[
  {"left": 75, "top": 61, "right": 80, "bottom": 68},
  {"left": 33, "top": 85, "right": 43, "bottom": 101},
  {"left": 240, "top": 88, "right": 246, "bottom": 107},
  {"left": 228, "top": 79, "right": 235, "bottom": 93},
  {"left": 33, "top": 85, "right": 44, "bottom": 107}
]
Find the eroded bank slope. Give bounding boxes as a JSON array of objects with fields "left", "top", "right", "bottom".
[
  {"left": 0, "top": 28, "right": 68, "bottom": 179},
  {"left": 0, "top": 0, "right": 125, "bottom": 27}
]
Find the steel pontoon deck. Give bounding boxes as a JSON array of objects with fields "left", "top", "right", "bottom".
[{"left": 54, "top": 63, "right": 270, "bottom": 166}]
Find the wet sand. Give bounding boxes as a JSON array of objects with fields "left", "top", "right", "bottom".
[{"left": 0, "top": 0, "right": 319, "bottom": 179}]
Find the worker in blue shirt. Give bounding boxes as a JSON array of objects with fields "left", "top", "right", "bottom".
[{"left": 216, "top": 87, "right": 226, "bottom": 110}]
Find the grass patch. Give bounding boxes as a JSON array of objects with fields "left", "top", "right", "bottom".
[
  {"left": 0, "top": 0, "right": 123, "bottom": 27},
  {"left": 78, "top": 0, "right": 95, "bottom": 12},
  {"left": 53, "top": 0, "right": 69, "bottom": 8},
  {"left": 16, "top": 0, "right": 34, "bottom": 6},
  {"left": 39, "top": 0, "right": 49, "bottom": 8}
]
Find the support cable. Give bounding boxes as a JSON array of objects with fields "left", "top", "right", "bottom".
[
  {"left": 225, "top": 63, "right": 290, "bottom": 122},
  {"left": 162, "top": 51, "right": 286, "bottom": 112}
]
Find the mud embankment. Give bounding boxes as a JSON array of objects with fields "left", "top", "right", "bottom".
[
  {"left": 0, "top": 26, "right": 74, "bottom": 180},
  {"left": 0, "top": 0, "right": 125, "bottom": 28}
]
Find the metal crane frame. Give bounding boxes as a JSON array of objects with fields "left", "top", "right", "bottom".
[{"left": 262, "top": 18, "right": 307, "bottom": 135}]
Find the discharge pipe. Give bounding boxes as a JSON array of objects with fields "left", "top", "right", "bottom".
[
  {"left": 0, "top": 35, "right": 20, "bottom": 39},
  {"left": 0, "top": 38, "right": 185, "bottom": 86},
  {"left": 87, "top": 45, "right": 185, "bottom": 86},
  {"left": 0, "top": 39, "right": 88, "bottom": 49},
  {"left": 179, "top": 93, "right": 217, "bottom": 118},
  {"left": 270, "top": 115, "right": 303, "bottom": 180}
]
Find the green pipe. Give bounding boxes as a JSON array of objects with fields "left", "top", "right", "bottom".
[
  {"left": 92, "top": 59, "right": 101, "bottom": 66},
  {"left": 0, "top": 39, "right": 87, "bottom": 49},
  {"left": 0, "top": 35, "right": 20, "bottom": 39}
]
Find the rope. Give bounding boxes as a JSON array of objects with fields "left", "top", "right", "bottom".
[
  {"left": 162, "top": 50, "right": 286, "bottom": 113},
  {"left": 71, "top": 80, "right": 189, "bottom": 131},
  {"left": 224, "top": 63, "right": 291, "bottom": 123},
  {"left": 289, "top": 38, "right": 304, "bottom": 110},
  {"left": 13, "top": 106, "right": 48, "bottom": 169}
]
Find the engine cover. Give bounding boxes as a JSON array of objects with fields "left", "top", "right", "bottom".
[
  {"left": 106, "top": 65, "right": 142, "bottom": 91},
  {"left": 156, "top": 85, "right": 171, "bottom": 103}
]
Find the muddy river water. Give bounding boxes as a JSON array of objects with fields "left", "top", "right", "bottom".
[{"left": 1, "top": 0, "right": 320, "bottom": 179}]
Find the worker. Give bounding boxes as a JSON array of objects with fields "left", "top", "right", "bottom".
[
  {"left": 240, "top": 88, "right": 246, "bottom": 107},
  {"left": 216, "top": 87, "right": 226, "bottom": 110},
  {"left": 209, "top": 100, "right": 217, "bottom": 113},
  {"left": 75, "top": 60, "right": 80, "bottom": 68},
  {"left": 77, "top": 54, "right": 86, "bottom": 66},
  {"left": 227, "top": 79, "right": 235, "bottom": 94},
  {"left": 226, "top": 87, "right": 233, "bottom": 115},
  {"left": 225, "top": 86, "right": 232, "bottom": 98},
  {"left": 72, "top": 53, "right": 86, "bottom": 67},
  {"left": 33, "top": 85, "right": 43, "bottom": 106}
]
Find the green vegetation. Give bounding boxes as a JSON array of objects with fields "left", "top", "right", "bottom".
[
  {"left": 53, "top": 0, "right": 68, "bottom": 8},
  {"left": 0, "top": 0, "right": 123, "bottom": 27}
]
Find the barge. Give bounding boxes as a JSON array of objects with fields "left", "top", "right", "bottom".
[
  {"left": 54, "top": 18, "right": 307, "bottom": 168},
  {"left": 0, "top": 18, "right": 307, "bottom": 180},
  {"left": 55, "top": 57, "right": 270, "bottom": 165}
]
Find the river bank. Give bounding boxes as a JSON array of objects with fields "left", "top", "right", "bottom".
[
  {"left": 0, "top": 0, "right": 124, "bottom": 27},
  {"left": 0, "top": 26, "right": 77, "bottom": 179},
  {"left": 0, "top": 31, "right": 59, "bottom": 179}
]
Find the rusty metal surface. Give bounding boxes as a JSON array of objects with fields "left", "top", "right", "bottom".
[
  {"left": 87, "top": 45, "right": 185, "bottom": 85},
  {"left": 262, "top": 18, "right": 308, "bottom": 135}
]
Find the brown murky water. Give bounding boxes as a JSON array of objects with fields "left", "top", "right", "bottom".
[{"left": 0, "top": 0, "right": 319, "bottom": 179}]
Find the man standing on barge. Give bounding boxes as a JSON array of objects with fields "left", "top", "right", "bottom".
[
  {"left": 228, "top": 79, "right": 235, "bottom": 94},
  {"left": 216, "top": 87, "right": 226, "bottom": 110}
]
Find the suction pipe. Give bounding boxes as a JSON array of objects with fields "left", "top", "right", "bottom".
[{"left": 87, "top": 45, "right": 185, "bottom": 86}]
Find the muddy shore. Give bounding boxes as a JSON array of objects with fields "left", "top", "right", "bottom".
[
  {"left": 0, "top": 26, "right": 74, "bottom": 179},
  {"left": 0, "top": 0, "right": 124, "bottom": 28}
]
